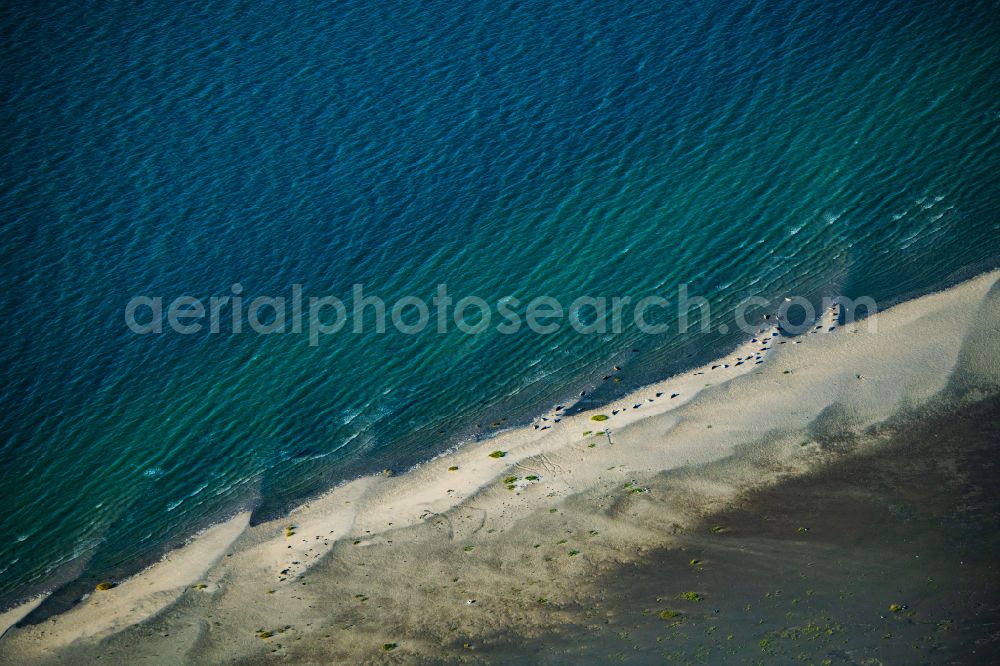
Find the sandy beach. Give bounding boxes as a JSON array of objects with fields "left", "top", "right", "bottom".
[{"left": 2, "top": 269, "right": 999, "bottom": 664}]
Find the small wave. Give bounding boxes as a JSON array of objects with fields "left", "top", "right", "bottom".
[
  {"left": 188, "top": 483, "right": 208, "bottom": 498},
  {"left": 823, "top": 210, "right": 845, "bottom": 225},
  {"left": 338, "top": 407, "right": 363, "bottom": 425}
]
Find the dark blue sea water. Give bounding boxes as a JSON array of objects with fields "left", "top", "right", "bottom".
[{"left": 1, "top": 0, "right": 998, "bottom": 608}]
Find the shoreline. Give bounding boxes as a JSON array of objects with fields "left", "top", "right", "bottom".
[
  {"left": 2, "top": 267, "right": 999, "bottom": 662},
  {"left": 9, "top": 257, "right": 997, "bottom": 622},
  {"left": 0, "top": 280, "right": 821, "bottom": 622}
]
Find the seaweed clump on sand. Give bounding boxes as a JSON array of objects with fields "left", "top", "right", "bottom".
[{"left": 659, "top": 609, "right": 685, "bottom": 623}]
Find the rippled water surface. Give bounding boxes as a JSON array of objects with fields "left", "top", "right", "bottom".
[{"left": 1, "top": 0, "right": 998, "bottom": 605}]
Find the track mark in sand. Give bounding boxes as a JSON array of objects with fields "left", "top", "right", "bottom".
[
  {"left": 536, "top": 453, "right": 564, "bottom": 477},
  {"left": 422, "top": 511, "right": 455, "bottom": 540},
  {"left": 183, "top": 618, "right": 214, "bottom": 662},
  {"left": 459, "top": 507, "right": 488, "bottom": 537}
]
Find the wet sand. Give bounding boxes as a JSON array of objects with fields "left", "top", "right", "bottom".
[{"left": 491, "top": 395, "right": 1000, "bottom": 663}]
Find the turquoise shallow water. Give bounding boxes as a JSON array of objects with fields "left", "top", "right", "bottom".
[{"left": 1, "top": 0, "right": 999, "bottom": 608}]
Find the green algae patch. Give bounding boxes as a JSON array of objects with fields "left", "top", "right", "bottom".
[
  {"left": 658, "top": 608, "right": 687, "bottom": 625},
  {"left": 623, "top": 480, "right": 649, "bottom": 494},
  {"left": 488, "top": 450, "right": 506, "bottom": 458},
  {"left": 95, "top": 581, "right": 115, "bottom": 591},
  {"left": 591, "top": 414, "right": 609, "bottom": 422}
]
